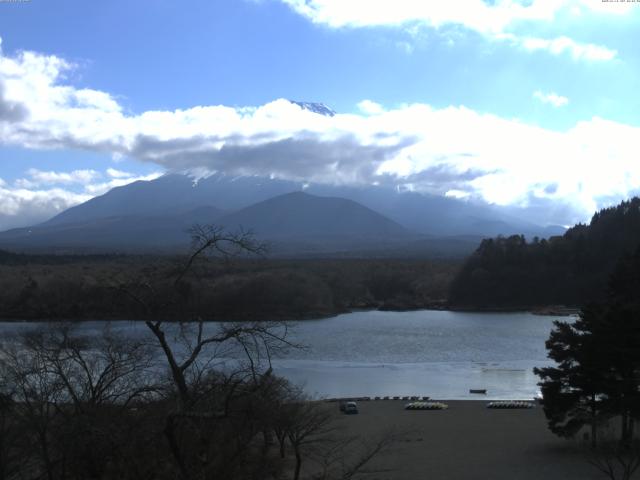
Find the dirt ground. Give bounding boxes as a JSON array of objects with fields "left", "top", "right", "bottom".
[{"left": 327, "top": 400, "right": 602, "bottom": 480}]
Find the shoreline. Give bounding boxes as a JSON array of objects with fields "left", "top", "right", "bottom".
[
  {"left": 0, "top": 304, "right": 579, "bottom": 323},
  {"left": 324, "top": 397, "right": 540, "bottom": 403}
]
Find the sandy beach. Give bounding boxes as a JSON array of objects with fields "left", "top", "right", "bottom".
[{"left": 328, "top": 400, "right": 601, "bottom": 480}]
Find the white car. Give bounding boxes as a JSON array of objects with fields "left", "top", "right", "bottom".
[{"left": 343, "top": 401, "right": 358, "bottom": 414}]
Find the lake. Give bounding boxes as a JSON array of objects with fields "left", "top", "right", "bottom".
[{"left": 0, "top": 310, "right": 570, "bottom": 400}]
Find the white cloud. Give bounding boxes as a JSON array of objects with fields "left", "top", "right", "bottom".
[
  {"left": 82, "top": 172, "right": 162, "bottom": 196},
  {"left": 394, "top": 40, "right": 415, "bottom": 54},
  {"left": 106, "top": 168, "right": 134, "bottom": 179},
  {"left": 445, "top": 189, "right": 471, "bottom": 199},
  {"left": 0, "top": 41, "right": 639, "bottom": 226},
  {"left": 15, "top": 168, "right": 101, "bottom": 188},
  {"left": 0, "top": 186, "right": 91, "bottom": 230},
  {"left": 533, "top": 90, "right": 569, "bottom": 107},
  {"left": 357, "top": 99, "right": 385, "bottom": 115},
  {"left": 280, "top": 0, "right": 557, "bottom": 32},
  {"left": 516, "top": 35, "right": 617, "bottom": 61},
  {"left": 0, "top": 169, "right": 163, "bottom": 230},
  {"left": 280, "top": 0, "right": 635, "bottom": 30},
  {"left": 279, "top": 0, "right": 620, "bottom": 62}
]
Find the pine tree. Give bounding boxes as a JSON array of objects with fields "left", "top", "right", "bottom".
[
  {"left": 534, "top": 304, "right": 608, "bottom": 446},
  {"left": 535, "top": 247, "right": 640, "bottom": 446}
]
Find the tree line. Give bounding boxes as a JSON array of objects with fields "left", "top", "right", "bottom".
[
  {"left": 0, "top": 251, "right": 457, "bottom": 322},
  {"left": 450, "top": 197, "right": 640, "bottom": 309}
]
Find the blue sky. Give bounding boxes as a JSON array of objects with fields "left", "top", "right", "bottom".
[{"left": 0, "top": 0, "right": 639, "bottom": 228}]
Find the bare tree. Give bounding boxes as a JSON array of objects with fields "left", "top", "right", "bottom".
[
  {"left": 0, "top": 373, "right": 20, "bottom": 480},
  {"left": 19, "top": 323, "right": 157, "bottom": 409},
  {"left": 174, "top": 224, "right": 266, "bottom": 287},
  {"left": 117, "top": 225, "right": 284, "bottom": 406},
  {"left": 0, "top": 323, "right": 160, "bottom": 480},
  {"left": 586, "top": 438, "right": 640, "bottom": 480},
  {"left": 1, "top": 329, "right": 68, "bottom": 480},
  {"left": 284, "top": 400, "right": 335, "bottom": 480},
  {"left": 309, "top": 428, "right": 401, "bottom": 480},
  {"left": 115, "top": 225, "right": 307, "bottom": 480},
  {"left": 0, "top": 224, "right": 398, "bottom": 480},
  {"left": 276, "top": 395, "right": 402, "bottom": 480}
]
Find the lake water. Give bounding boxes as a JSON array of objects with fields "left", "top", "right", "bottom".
[{"left": 0, "top": 310, "right": 571, "bottom": 400}]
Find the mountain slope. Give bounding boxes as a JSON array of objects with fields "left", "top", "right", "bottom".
[
  {"left": 41, "top": 173, "right": 561, "bottom": 238},
  {"left": 44, "top": 175, "right": 215, "bottom": 226},
  {"left": 0, "top": 206, "right": 224, "bottom": 251},
  {"left": 43, "top": 174, "right": 296, "bottom": 227},
  {"left": 217, "top": 191, "right": 408, "bottom": 239},
  {"left": 0, "top": 192, "right": 428, "bottom": 255}
]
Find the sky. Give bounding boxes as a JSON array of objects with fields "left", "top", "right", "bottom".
[{"left": 0, "top": 0, "right": 639, "bottom": 229}]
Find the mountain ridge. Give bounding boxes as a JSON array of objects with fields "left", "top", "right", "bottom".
[
  {"left": 217, "top": 191, "right": 409, "bottom": 239},
  {"left": 0, "top": 191, "right": 446, "bottom": 255},
  {"left": 0, "top": 172, "right": 565, "bottom": 257},
  {"left": 39, "top": 172, "right": 563, "bottom": 237}
]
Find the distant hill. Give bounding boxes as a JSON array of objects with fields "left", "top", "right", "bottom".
[
  {"left": 42, "top": 175, "right": 227, "bottom": 227},
  {"left": 211, "top": 191, "right": 432, "bottom": 256},
  {"left": 218, "top": 191, "right": 408, "bottom": 238},
  {"left": 39, "top": 172, "right": 562, "bottom": 239},
  {"left": 1, "top": 192, "right": 461, "bottom": 256},
  {"left": 449, "top": 197, "right": 640, "bottom": 308}
]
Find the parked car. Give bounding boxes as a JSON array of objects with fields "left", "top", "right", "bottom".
[{"left": 343, "top": 401, "right": 358, "bottom": 414}]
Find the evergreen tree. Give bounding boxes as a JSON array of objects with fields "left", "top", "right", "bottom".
[
  {"left": 534, "top": 304, "right": 609, "bottom": 446},
  {"left": 535, "top": 247, "right": 640, "bottom": 446},
  {"left": 598, "top": 248, "right": 640, "bottom": 445}
]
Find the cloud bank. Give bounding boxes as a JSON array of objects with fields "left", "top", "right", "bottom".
[
  {"left": 1, "top": 40, "right": 639, "bottom": 227},
  {"left": 533, "top": 90, "right": 569, "bottom": 108},
  {"left": 0, "top": 168, "right": 162, "bottom": 230},
  {"left": 279, "top": 0, "right": 622, "bottom": 61}
]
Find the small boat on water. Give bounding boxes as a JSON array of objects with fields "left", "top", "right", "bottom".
[{"left": 470, "top": 389, "right": 487, "bottom": 394}]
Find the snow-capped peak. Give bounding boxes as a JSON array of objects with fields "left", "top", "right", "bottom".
[{"left": 289, "top": 100, "right": 336, "bottom": 117}]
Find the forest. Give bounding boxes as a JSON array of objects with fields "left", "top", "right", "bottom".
[
  {"left": 0, "top": 249, "right": 457, "bottom": 322},
  {"left": 449, "top": 198, "right": 640, "bottom": 309}
]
